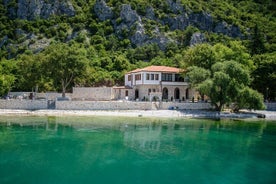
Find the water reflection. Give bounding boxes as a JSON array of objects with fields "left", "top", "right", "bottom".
[
  {"left": 0, "top": 116, "right": 275, "bottom": 184},
  {"left": 121, "top": 119, "right": 273, "bottom": 158}
]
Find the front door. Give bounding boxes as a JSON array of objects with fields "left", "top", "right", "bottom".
[
  {"left": 162, "top": 88, "right": 168, "bottom": 100},
  {"left": 135, "top": 89, "right": 139, "bottom": 100},
  {"left": 174, "top": 88, "right": 180, "bottom": 100}
]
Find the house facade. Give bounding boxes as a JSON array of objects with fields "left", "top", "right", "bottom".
[
  {"left": 124, "top": 66, "right": 194, "bottom": 101},
  {"left": 71, "top": 66, "right": 196, "bottom": 102}
]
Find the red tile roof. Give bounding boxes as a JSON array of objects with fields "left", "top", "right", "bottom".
[{"left": 127, "top": 65, "right": 183, "bottom": 74}]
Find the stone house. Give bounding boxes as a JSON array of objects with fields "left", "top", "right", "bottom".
[
  {"left": 72, "top": 65, "right": 196, "bottom": 101},
  {"left": 124, "top": 65, "right": 195, "bottom": 101}
]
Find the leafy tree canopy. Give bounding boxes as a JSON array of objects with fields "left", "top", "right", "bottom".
[{"left": 185, "top": 44, "right": 265, "bottom": 111}]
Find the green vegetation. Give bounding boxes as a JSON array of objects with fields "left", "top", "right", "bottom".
[
  {"left": 0, "top": 0, "right": 275, "bottom": 110},
  {"left": 185, "top": 43, "right": 265, "bottom": 111}
]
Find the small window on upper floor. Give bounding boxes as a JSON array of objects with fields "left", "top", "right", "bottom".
[
  {"left": 162, "top": 73, "right": 172, "bottom": 81},
  {"left": 151, "top": 74, "right": 154, "bottom": 80},
  {"left": 135, "top": 74, "right": 141, "bottom": 81},
  {"left": 128, "top": 75, "right": 132, "bottom": 81},
  {"left": 146, "top": 74, "right": 150, "bottom": 80},
  {"left": 155, "top": 74, "right": 159, "bottom": 80}
]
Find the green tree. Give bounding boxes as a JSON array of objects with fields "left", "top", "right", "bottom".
[
  {"left": 15, "top": 53, "right": 50, "bottom": 92},
  {"left": 42, "top": 43, "right": 89, "bottom": 97},
  {"left": 186, "top": 61, "right": 264, "bottom": 111},
  {"left": 235, "top": 87, "right": 265, "bottom": 111},
  {"left": 213, "top": 41, "right": 254, "bottom": 70},
  {"left": 252, "top": 53, "right": 276, "bottom": 101},
  {"left": 249, "top": 24, "right": 266, "bottom": 55},
  {"left": 0, "top": 58, "right": 16, "bottom": 96},
  {"left": 183, "top": 44, "right": 215, "bottom": 70},
  {"left": 209, "top": 71, "right": 232, "bottom": 111}
]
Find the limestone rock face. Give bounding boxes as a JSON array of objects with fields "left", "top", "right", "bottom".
[
  {"left": 0, "top": 36, "right": 8, "bottom": 48},
  {"left": 189, "top": 12, "right": 213, "bottom": 31},
  {"left": 115, "top": 4, "right": 147, "bottom": 45},
  {"left": 190, "top": 33, "right": 206, "bottom": 46},
  {"left": 5, "top": 0, "right": 75, "bottom": 20},
  {"left": 167, "top": 0, "right": 184, "bottom": 14},
  {"left": 120, "top": 4, "right": 140, "bottom": 25},
  {"left": 94, "top": 0, "right": 114, "bottom": 21},
  {"left": 116, "top": 4, "right": 173, "bottom": 48},
  {"left": 131, "top": 22, "right": 147, "bottom": 46},
  {"left": 163, "top": 14, "right": 189, "bottom": 30},
  {"left": 214, "top": 21, "right": 243, "bottom": 38},
  {"left": 92, "top": 0, "right": 244, "bottom": 48},
  {"left": 145, "top": 6, "right": 156, "bottom": 20},
  {"left": 148, "top": 27, "right": 174, "bottom": 50}
]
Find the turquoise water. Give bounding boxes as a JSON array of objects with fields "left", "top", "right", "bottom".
[{"left": 0, "top": 116, "right": 275, "bottom": 184}]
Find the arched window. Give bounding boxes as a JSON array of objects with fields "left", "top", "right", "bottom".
[
  {"left": 174, "top": 88, "right": 180, "bottom": 100},
  {"left": 186, "top": 88, "right": 189, "bottom": 100},
  {"left": 162, "top": 88, "right": 168, "bottom": 100}
]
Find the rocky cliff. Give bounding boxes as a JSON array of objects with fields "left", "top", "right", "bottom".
[
  {"left": 94, "top": 0, "right": 243, "bottom": 48},
  {"left": 0, "top": 0, "right": 250, "bottom": 56},
  {"left": 4, "top": 0, "right": 75, "bottom": 20}
]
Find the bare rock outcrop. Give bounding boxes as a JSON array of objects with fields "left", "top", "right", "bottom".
[
  {"left": 94, "top": 0, "right": 114, "bottom": 21},
  {"left": 93, "top": 0, "right": 243, "bottom": 48},
  {"left": 5, "top": 0, "right": 75, "bottom": 20},
  {"left": 190, "top": 32, "right": 206, "bottom": 46}
]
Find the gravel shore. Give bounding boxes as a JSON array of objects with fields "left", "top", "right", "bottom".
[{"left": 0, "top": 109, "right": 275, "bottom": 120}]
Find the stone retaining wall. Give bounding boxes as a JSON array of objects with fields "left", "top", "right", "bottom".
[
  {"left": 0, "top": 100, "right": 213, "bottom": 111},
  {"left": 56, "top": 101, "right": 152, "bottom": 110},
  {"left": 265, "top": 103, "right": 276, "bottom": 111},
  {"left": 159, "top": 102, "right": 212, "bottom": 110},
  {"left": 55, "top": 101, "right": 212, "bottom": 110},
  {"left": 0, "top": 99, "right": 48, "bottom": 110},
  {"left": 72, "top": 87, "right": 114, "bottom": 100}
]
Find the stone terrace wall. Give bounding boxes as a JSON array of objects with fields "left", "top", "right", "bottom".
[
  {"left": 72, "top": 87, "right": 113, "bottom": 100},
  {"left": 0, "top": 99, "right": 48, "bottom": 110},
  {"left": 265, "top": 103, "right": 276, "bottom": 111},
  {"left": 160, "top": 102, "right": 212, "bottom": 110},
  {"left": 0, "top": 100, "right": 212, "bottom": 111},
  {"left": 56, "top": 101, "right": 153, "bottom": 110},
  {"left": 56, "top": 101, "right": 212, "bottom": 110}
]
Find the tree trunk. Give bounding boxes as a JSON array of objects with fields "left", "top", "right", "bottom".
[{"left": 61, "top": 80, "right": 66, "bottom": 98}]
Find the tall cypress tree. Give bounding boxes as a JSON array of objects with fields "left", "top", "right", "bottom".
[{"left": 250, "top": 24, "right": 266, "bottom": 55}]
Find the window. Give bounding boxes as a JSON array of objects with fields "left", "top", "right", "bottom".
[
  {"left": 151, "top": 74, "right": 154, "bottom": 80},
  {"left": 125, "top": 90, "right": 128, "bottom": 96},
  {"left": 162, "top": 73, "right": 172, "bottom": 81},
  {"left": 155, "top": 74, "right": 159, "bottom": 80},
  {"left": 153, "top": 89, "right": 156, "bottom": 92},
  {"left": 128, "top": 75, "right": 132, "bottom": 81},
  {"left": 135, "top": 74, "right": 141, "bottom": 81},
  {"left": 175, "top": 74, "right": 184, "bottom": 82},
  {"left": 146, "top": 74, "right": 150, "bottom": 80},
  {"left": 148, "top": 89, "right": 151, "bottom": 95}
]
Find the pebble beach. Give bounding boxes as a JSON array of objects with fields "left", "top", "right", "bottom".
[{"left": 0, "top": 109, "right": 275, "bottom": 120}]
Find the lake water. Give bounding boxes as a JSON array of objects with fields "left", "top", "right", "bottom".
[{"left": 0, "top": 116, "right": 275, "bottom": 184}]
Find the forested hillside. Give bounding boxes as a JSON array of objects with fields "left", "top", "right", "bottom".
[{"left": 0, "top": 0, "right": 275, "bottom": 101}]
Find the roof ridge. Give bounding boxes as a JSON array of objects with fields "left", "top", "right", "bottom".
[{"left": 126, "top": 65, "right": 182, "bottom": 74}]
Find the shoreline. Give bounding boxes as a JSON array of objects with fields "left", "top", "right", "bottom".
[{"left": 0, "top": 109, "right": 275, "bottom": 120}]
